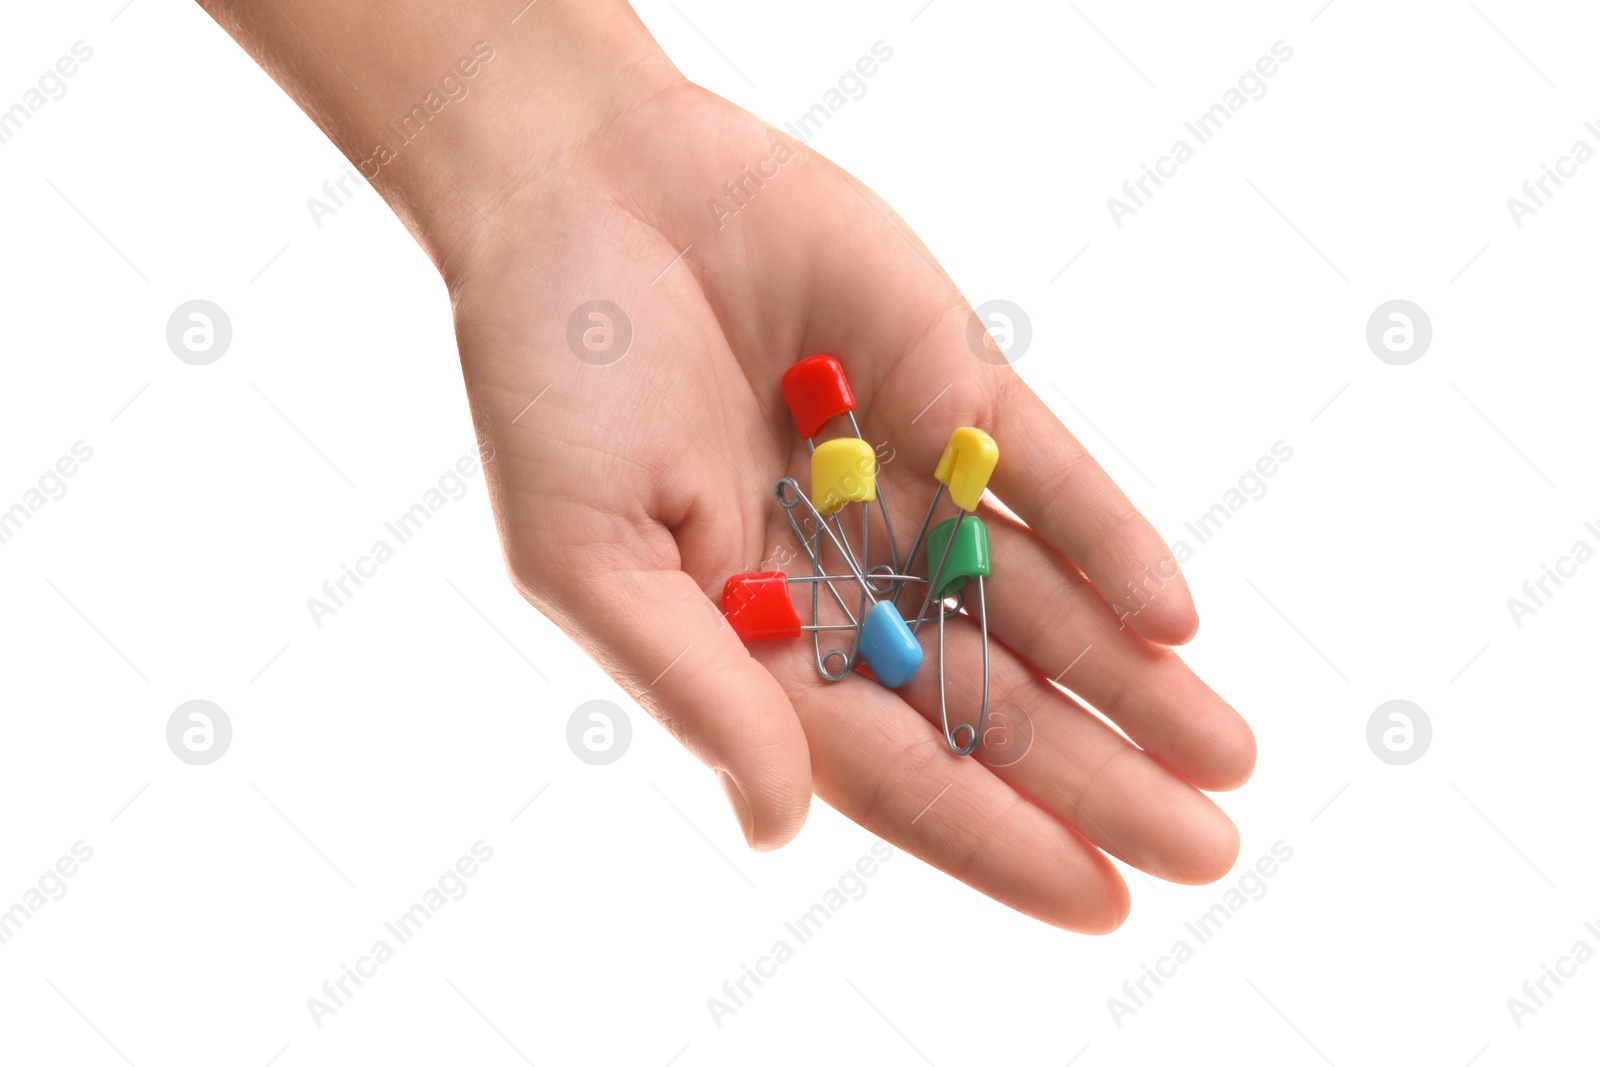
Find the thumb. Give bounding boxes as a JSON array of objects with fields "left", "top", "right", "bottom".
[{"left": 540, "top": 565, "right": 812, "bottom": 849}]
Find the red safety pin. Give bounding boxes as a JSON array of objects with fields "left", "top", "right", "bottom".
[{"left": 780, "top": 355, "right": 900, "bottom": 589}]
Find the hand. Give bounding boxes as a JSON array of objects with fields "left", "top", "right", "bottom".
[
  {"left": 199, "top": 0, "right": 1254, "bottom": 931},
  {"left": 445, "top": 77, "right": 1255, "bottom": 933}
]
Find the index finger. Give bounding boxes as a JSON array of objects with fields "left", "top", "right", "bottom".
[
  {"left": 782, "top": 164, "right": 1197, "bottom": 644},
  {"left": 870, "top": 319, "right": 1198, "bottom": 646},
  {"left": 989, "top": 371, "right": 1198, "bottom": 645}
]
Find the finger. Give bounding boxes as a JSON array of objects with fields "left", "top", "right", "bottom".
[
  {"left": 876, "top": 351, "right": 1198, "bottom": 646},
  {"left": 531, "top": 561, "right": 813, "bottom": 850},
  {"left": 781, "top": 165, "right": 1199, "bottom": 644},
  {"left": 967, "top": 501, "right": 1255, "bottom": 791},
  {"left": 753, "top": 644, "right": 1129, "bottom": 932},
  {"left": 861, "top": 447, "right": 1250, "bottom": 790},
  {"left": 896, "top": 603, "right": 1241, "bottom": 883},
  {"left": 985, "top": 376, "right": 1199, "bottom": 645}
]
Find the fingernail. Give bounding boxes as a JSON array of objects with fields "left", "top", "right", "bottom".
[{"left": 716, "top": 770, "right": 756, "bottom": 847}]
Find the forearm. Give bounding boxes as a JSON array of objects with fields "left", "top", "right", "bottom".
[{"left": 196, "top": 0, "right": 682, "bottom": 278}]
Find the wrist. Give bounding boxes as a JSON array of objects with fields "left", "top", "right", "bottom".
[
  {"left": 201, "top": 0, "right": 684, "bottom": 283},
  {"left": 365, "top": 1, "right": 685, "bottom": 283}
]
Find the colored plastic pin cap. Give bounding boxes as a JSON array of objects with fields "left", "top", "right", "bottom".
[
  {"left": 858, "top": 601, "right": 922, "bottom": 688},
  {"left": 926, "top": 517, "right": 992, "bottom": 599},
  {"left": 934, "top": 427, "right": 999, "bottom": 512},
  {"left": 812, "top": 438, "right": 876, "bottom": 517},
  {"left": 782, "top": 355, "right": 856, "bottom": 440},
  {"left": 722, "top": 572, "right": 802, "bottom": 642}
]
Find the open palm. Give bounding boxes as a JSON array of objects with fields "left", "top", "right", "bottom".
[{"left": 446, "top": 80, "right": 1254, "bottom": 931}]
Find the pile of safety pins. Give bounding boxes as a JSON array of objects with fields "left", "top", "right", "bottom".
[{"left": 721, "top": 355, "right": 998, "bottom": 756}]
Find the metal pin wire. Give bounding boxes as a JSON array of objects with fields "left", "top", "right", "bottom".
[{"left": 937, "top": 574, "right": 990, "bottom": 756}]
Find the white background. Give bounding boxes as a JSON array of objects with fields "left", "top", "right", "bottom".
[{"left": 2, "top": 1, "right": 1596, "bottom": 1064}]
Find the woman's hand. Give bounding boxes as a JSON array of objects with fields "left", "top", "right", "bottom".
[
  {"left": 201, "top": 0, "right": 1255, "bottom": 931},
  {"left": 446, "top": 85, "right": 1255, "bottom": 933}
]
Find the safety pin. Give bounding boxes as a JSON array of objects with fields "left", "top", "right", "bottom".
[
  {"left": 900, "top": 427, "right": 999, "bottom": 634},
  {"left": 779, "top": 483, "right": 869, "bottom": 681},
  {"left": 899, "top": 427, "right": 997, "bottom": 754},
  {"left": 776, "top": 483, "right": 932, "bottom": 682},
  {"left": 722, "top": 570, "right": 928, "bottom": 640},
  {"left": 722, "top": 565, "right": 941, "bottom": 681},
  {"left": 784, "top": 424, "right": 909, "bottom": 679},
  {"left": 923, "top": 515, "right": 993, "bottom": 756},
  {"left": 776, "top": 478, "right": 924, "bottom": 688},
  {"left": 782, "top": 355, "right": 900, "bottom": 593}
]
